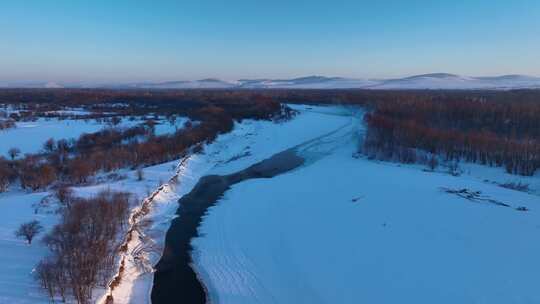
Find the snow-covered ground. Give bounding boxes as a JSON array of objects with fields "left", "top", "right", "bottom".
[
  {"left": 0, "top": 191, "right": 55, "bottom": 303},
  {"left": 0, "top": 118, "right": 121, "bottom": 157},
  {"left": 191, "top": 106, "right": 540, "bottom": 304},
  {"left": 1, "top": 103, "right": 538, "bottom": 303},
  {"left": 153, "top": 117, "right": 190, "bottom": 136},
  {"left": 0, "top": 116, "right": 189, "bottom": 157}
]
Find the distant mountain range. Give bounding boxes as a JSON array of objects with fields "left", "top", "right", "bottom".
[{"left": 3, "top": 74, "right": 540, "bottom": 90}]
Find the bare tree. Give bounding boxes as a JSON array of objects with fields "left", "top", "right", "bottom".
[
  {"left": 56, "top": 185, "right": 74, "bottom": 209},
  {"left": 15, "top": 220, "right": 43, "bottom": 244},
  {"left": 8, "top": 147, "right": 20, "bottom": 160},
  {"left": 34, "top": 259, "right": 57, "bottom": 302},
  {"left": 136, "top": 168, "right": 144, "bottom": 181},
  {"left": 111, "top": 116, "right": 122, "bottom": 126},
  {"left": 43, "top": 138, "right": 55, "bottom": 153},
  {"left": 0, "top": 158, "right": 13, "bottom": 192},
  {"left": 448, "top": 161, "right": 460, "bottom": 176},
  {"left": 428, "top": 155, "right": 439, "bottom": 171}
]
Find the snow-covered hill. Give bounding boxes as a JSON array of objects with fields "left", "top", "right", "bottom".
[
  {"left": 236, "top": 76, "right": 378, "bottom": 89},
  {"left": 114, "top": 74, "right": 540, "bottom": 90},
  {"left": 129, "top": 79, "right": 237, "bottom": 89},
  {"left": 5, "top": 74, "right": 540, "bottom": 90},
  {"left": 0, "top": 81, "right": 64, "bottom": 89},
  {"left": 371, "top": 73, "right": 540, "bottom": 90}
]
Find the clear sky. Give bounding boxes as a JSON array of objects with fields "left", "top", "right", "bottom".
[{"left": 1, "top": 0, "right": 539, "bottom": 82}]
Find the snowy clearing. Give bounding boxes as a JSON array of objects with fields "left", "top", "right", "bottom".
[
  {"left": 0, "top": 191, "right": 55, "bottom": 303},
  {"left": 0, "top": 116, "right": 189, "bottom": 157}
]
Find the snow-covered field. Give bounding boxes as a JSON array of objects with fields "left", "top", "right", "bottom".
[
  {"left": 191, "top": 106, "right": 540, "bottom": 304},
  {"left": 0, "top": 118, "right": 119, "bottom": 157},
  {"left": 0, "top": 116, "right": 188, "bottom": 157},
  {"left": 0, "top": 191, "right": 55, "bottom": 303}
]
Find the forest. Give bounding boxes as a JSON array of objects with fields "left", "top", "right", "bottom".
[{"left": 360, "top": 93, "right": 540, "bottom": 176}]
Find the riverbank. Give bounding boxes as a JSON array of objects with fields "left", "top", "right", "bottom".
[
  {"left": 188, "top": 109, "right": 540, "bottom": 304},
  {"left": 151, "top": 149, "right": 304, "bottom": 303},
  {"left": 93, "top": 104, "right": 349, "bottom": 303}
]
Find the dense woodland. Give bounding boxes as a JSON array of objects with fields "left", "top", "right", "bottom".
[{"left": 361, "top": 95, "right": 540, "bottom": 176}]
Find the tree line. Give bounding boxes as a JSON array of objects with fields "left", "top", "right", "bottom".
[{"left": 362, "top": 97, "right": 540, "bottom": 176}]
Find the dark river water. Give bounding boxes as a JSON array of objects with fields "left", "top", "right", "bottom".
[{"left": 151, "top": 149, "right": 304, "bottom": 304}]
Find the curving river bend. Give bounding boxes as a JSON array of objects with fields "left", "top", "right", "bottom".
[
  {"left": 151, "top": 149, "right": 305, "bottom": 304},
  {"left": 151, "top": 107, "right": 357, "bottom": 304}
]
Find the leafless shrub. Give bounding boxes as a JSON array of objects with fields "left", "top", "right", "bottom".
[
  {"left": 8, "top": 147, "right": 20, "bottom": 160},
  {"left": 55, "top": 185, "right": 74, "bottom": 209},
  {"left": 43, "top": 138, "right": 55, "bottom": 153},
  {"left": 33, "top": 195, "right": 54, "bottom": 214},
  {"left": 35, "top": 257, "right": 67, "bottom": 303},
  {"left": 500, "top": 181, "right": 529, "bottom": 192},
  {"left": 136, "top": 168, "right": 144, "bottom": 181},
  {"left": 15, "top": 220, "right": 43, "bottom": 244},
  {"left": 0, "top": 158, "right": 14, "bottom": 192},
  {"left": 448, "top": 161, "right": 461, "bottom": 176},
  {"left": 427, "top": 155, "right": 439, "bottom": 171}
]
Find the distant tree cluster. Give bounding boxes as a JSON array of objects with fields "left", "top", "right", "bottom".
[
  {"left": 362, "top": 97, "right": 540, "bottom": 176},
  {"left": 36, "top": 190, "right": 130, "bottom": 304},
  {"left": 0, "top": 118, "right": 15, "bottom": 130}
]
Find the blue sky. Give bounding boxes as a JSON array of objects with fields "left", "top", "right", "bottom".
[{"left": 1, "top": 0, "right": 539, "bottom": 82}]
